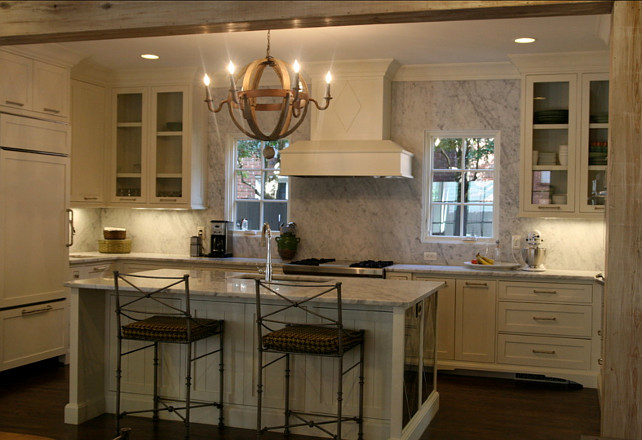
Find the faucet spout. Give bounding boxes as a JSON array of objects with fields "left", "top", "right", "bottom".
[{"left": 261, "top": 223, "right": 272, "bottom": 281}]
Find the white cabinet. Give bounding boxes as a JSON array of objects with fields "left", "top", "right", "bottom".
[
  {"left": 455, "top": 279, "right": 497, "bottom": 363},
  {"left": 390, "top": 270, "right": 601, "bottom": 387},
  {"left": 71, "top": 80, "right": 107, "bottom": 206},
  {"left": 520, "top": 72, "right": 608, "bottom": 217},
  {"left": 578, "top": 73, "right": 609, "bottom": 213},
  {"left": 109, "top": 85, "right": 206, "bottom": 209},
  {"left": 414, "top": 275, "right": 456, "bottom": 361},
  {"left": 496, "top": 280, "right": 597, "bottom": 372},
  {"left": 0, "top": 299, "right": 68, "bottom": 371},
  {"left": 0, "top": 50, "right": 70, "bottom": 121}
]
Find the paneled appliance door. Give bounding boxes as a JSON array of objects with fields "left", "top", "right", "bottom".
[{"left": 0, "top": 114, "right": 70, "bottom": 309}]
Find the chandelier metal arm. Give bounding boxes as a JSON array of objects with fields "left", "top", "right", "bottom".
[
  {"left": 204, "top": 96, "right": 230, "bottom": 113},
  {"left": 309, "top": 96, "right": 332, "bottom": 111}
]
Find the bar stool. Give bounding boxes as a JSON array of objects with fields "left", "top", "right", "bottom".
[
  {"left": 255, "top": 279, "right": 365, "bottom": 439},
  {"left": 114, "top": 271, "right": 224, "bottom": 438}
]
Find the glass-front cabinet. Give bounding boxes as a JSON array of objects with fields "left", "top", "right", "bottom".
[
  {"left": 579, "top": 74, "right": 609, "bottom": 213},
  {"left": 520, "top": 72, "right": 608, "bottom": 217},
  {"left": 111, "top": 84, "right": 206, "bottom": 208}
]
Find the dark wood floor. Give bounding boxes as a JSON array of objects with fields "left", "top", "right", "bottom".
[{"left": 0, "top": 359, "right": 600, "bottom": 440}]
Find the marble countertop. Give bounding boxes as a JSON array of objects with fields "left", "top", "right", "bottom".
[
  {"left": 388, "top": 264, "right": 602, "bottom": 282},
  {"left": 69, "top": 252, "right": 602, "bottom": 282},
  {"left": 66, "top": 268, "right": 443, "bottom": 308}
]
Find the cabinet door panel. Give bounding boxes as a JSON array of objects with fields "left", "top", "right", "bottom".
[
  {"left": 0, "top": 51, "right": 32, "bottom": 111},
  {"left": 0, "top": 149, "right": 69, "bottom": 308},
  {"left": 455, "top": 279, "right": 497, "bottom": 363},
  {"left": 414, "top": 276, "right": 456, "bottom": 361},
  {"left": 33, "top": 61, "right": 70, "bottom": 118}
]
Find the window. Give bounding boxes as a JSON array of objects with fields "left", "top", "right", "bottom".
[
  {"left": 228, "top": 139, "right": 289, "bottom": 231},
  {"left": 423, "top": 131, "right": 499, "bottom": 241}
]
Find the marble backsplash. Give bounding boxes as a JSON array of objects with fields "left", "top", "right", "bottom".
[{"left": 70, "top": 79, "right": 606, "bottom": 271}]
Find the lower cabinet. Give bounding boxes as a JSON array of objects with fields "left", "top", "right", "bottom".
[
  {"left": 0, "top": 299, "right": 67, "bottom": 371},
  {"left": 455, "top": 279, "right": 497, "bottom": 363},
  {"left": 388, "top": 271, "right": 601, "bottom": 387}
]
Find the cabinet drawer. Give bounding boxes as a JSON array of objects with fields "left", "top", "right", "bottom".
[
  {"left": 0, "top": 300, "right": 67, "bottom": 370},
  {"left": 498, "top": 302, "right": 592, "bottom": 337},
  {"left": 497, "top": 334, "right": 591, "bottom": 370},
  {"left": 498, "top": 281, "right": 592, "bottom": 303}
]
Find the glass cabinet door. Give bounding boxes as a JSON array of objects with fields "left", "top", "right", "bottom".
[
  {"left": 151, "top": 88, "right": 187, "bottom": 204},
  {"left": 523, "top": 75, "right": 577, "bottom": 214},
  {"left": 580, "top": 74, "right": 608, "bottom": 213},
  {"left": 114, "top": 91, "right": 145, "bottom": 201}
]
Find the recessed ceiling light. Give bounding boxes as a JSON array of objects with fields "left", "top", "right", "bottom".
[
  {"left": 514, "top": 37, "right": 536, "bottom": 44},
  {"left": 140, "top": 54, "right": 159, "bottom": 60}
]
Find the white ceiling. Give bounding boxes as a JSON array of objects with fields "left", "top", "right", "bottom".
[{"left": 50, "top": 14, "right": 610, "bottom": 71}]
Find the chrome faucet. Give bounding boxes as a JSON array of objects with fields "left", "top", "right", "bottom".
[{"left": 260, "top": 222, "right": 272, "bottom": 281}]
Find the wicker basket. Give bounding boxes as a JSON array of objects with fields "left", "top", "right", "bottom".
[
  {"left": 98, "top": 239, "right": 132, "bottom": 254},
  {"left": 103, "top": 228, "right": 127, "bottom": 239}
]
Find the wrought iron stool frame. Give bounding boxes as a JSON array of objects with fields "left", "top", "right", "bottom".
[
  {"left": 114, "top": 271, "right": 224, "bottom": 438},
  {"left": 255, "top": 279, "right": 365, "bottom": 440}
]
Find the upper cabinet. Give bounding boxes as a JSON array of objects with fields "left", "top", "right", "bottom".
[
  {"left": 519, "top": 71, "right": 608, "bottom": 218},
  {"left": 0, "top": 50, "right": 70, "bottom": 122},
  {"left": 109, "top": 82, "right": 207, "bottom": 209}
]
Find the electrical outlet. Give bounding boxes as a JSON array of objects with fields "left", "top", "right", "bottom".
[
  {"left": 197, "top": 226, "right": 205, "bottom": 238},
  {"left": 511, "top": 235, "right": 522, "bottom": 249},
  {"left": 423, "top": 251, "right": 437, "bottom": 261}
]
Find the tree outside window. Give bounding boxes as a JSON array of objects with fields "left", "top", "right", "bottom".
[
  {"left": 232, "top": 139, "right": 289, "bottom": 231},
  {"left": 424, "top": 132, "right": 498, "bottom": 241}
]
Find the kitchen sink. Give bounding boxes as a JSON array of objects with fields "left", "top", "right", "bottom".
[{"left": 230, "top": 273, "right": 332, "bottom": 283}]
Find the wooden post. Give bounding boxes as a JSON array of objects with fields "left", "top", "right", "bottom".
[{"left": 602, "top": 1, "right": 642, "bottom": 438}]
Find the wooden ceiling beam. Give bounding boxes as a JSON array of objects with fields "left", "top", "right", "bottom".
[{"left": 0, "top": 1, "right": 614, "bottom": 46}]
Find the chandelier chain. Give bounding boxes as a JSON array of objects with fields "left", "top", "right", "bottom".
[{"left": 266, "top": 29, "right": 271, "bottom": 58}]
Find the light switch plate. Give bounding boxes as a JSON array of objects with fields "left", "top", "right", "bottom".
[
  {"left": 197, "top": 226, "right": 205, "bottom": 237},
  {"left": 512, "top": 235, "right": 521, "bottom": 249},
  {"left": 423, "top": 251, "right": 437, "bottom": 261}
]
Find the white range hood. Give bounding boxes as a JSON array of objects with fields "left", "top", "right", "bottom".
[{"left": 280, "top": 59, "right": 413, "bottom": 178}]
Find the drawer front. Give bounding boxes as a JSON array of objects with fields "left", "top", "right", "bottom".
[
  {"left": 498, "top": 281, "right": 592, "bottom": 304},
  {"left": 497, "top": 334, "right": 591, "bottom": 370},
  {"left": 498, "top": 302, "right": 592, "bottom": 337},
  {"left": 1, "top": 300, "right": 67, "bottom": 369}
]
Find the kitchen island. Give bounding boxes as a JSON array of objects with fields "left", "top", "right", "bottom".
[{"left": 64, "top": 269, "right": 443, "bottom": 440}]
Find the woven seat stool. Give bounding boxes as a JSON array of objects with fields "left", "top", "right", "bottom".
[
  {"left": 114, "top": 271, "right": 224, "bottom": 439},
  {"left": 255, "top": 279, "right": 365, "bottom": 440}
]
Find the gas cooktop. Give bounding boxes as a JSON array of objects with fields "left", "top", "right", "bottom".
[{"left": 284, "top": 259, "right": 394, "bottom": 278}]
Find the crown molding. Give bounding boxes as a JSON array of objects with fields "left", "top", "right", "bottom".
[
  {"left": 1, "top": 43, "right": 85, "bottom": 68},
  {"left": 509, "top": 51, "right": 609, "bottom": 74},
  {"left": 110, "top": 66, "right": 200, "bottom": 86},
  {"left": 394, "top": 62, "right": 520, "bottom": 81}
]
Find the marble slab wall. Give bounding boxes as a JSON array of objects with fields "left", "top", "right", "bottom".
[{"left": 71, "top": 79, "right": 606, "bottom": 271}]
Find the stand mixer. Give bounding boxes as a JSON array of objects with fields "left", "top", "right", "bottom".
[{"left": 521, "top": 230, "right": 546, "bottom": 271}]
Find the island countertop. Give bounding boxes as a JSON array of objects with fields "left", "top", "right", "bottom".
[{"left": 66, "top": 268, "right": 443, "bottom": 308}]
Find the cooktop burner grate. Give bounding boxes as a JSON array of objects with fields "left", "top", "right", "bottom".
[{"left": 350, "top": 260, "right": 394, "bottom": 269}]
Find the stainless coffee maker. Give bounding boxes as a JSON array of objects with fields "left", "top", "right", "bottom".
[
  {"left": 521, "top": 230, "right": 546, "bottom": 271},
  {"left": 208, "top": 220, "right": 233, "bottom": 257}
]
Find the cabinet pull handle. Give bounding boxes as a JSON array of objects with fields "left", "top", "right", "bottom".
[
  {"left": 43, "top": 107, "right": 61, "bottom": 114},
  {"left": 66, "top": 208, "right": 75, "bottom": 247},
  {"left": 119, "top": 198, "right": 137, "bottom": 201},
  {"left": 91, "top": 266, "right": 108, "bottom": 272},
  {"left": 5, "top": 100, "right": 25, "bottom": 106},
  {"left": 537, "top": 205, "right": 561, "bottom": 210},
  {"left": 594, "top": 206, "right": 605, "bottom": 211},
  {"left": 83, "top": 196, "right": 98, "bottom": 201},
  {"left": 532, "top": 316, "right": 557, "bottom": 321},
  {"left": 533, "top": 289, "right": 557, "bottom": 294},
  {"left": 22, "top": 305, "right": 53, "bottom": 316},
  {"left": 159, "top": 198, "right": 178, "bottom": 202},
  {"left": 465, "top": 281, "right": 488, "bottom": 287},
  {"left": 532, "top": 349, "right": 556, "bottom": 355}
]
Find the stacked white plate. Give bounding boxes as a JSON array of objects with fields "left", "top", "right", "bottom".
[{"left": 538, "top": 152, "right": 557, "bottom": 165}]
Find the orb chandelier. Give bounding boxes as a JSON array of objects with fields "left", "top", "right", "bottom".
[{"left": 203, "top": 30, "right": 332, "bottom": 142}]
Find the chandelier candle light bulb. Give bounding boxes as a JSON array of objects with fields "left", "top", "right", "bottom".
[
  {"left": 203, "top": 74, "right": 212, "bottom": 100},
  {"left": 325, "top": 71, "right": 332, "bottom": 99}
]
